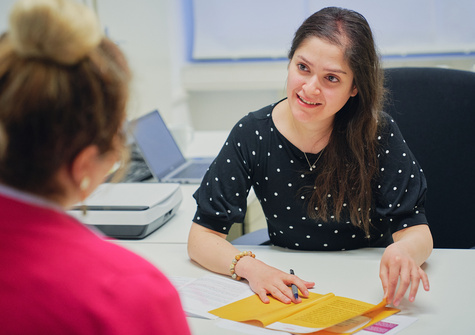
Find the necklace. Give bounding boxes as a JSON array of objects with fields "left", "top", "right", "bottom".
[{"left": 303, "top": 149, "right": 324, "bottom": 171}]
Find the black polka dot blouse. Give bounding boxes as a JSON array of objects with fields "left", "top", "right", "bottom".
[{"left": 193, "top": 101, "right": 428, "bottom": 251}]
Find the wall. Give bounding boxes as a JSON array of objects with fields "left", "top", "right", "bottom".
[{"left": 1, "top": 0, "right": 474, "bottom": 134}]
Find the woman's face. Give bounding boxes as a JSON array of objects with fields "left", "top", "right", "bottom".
[{"left": 286, "top": 36, "right": 358, "bottom": 125}]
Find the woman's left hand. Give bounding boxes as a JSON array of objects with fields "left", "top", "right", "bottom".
[{"left": 379, "top": 235, "right": 430, "bottom": 306}]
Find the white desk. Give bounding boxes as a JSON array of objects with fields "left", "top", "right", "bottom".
[{"left": 115, "top": 242, "right": 475, "bottom": 335}]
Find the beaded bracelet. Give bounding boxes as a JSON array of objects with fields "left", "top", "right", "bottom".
[{"left": 229, "top": 251, "right": 255, "bottom": 280}]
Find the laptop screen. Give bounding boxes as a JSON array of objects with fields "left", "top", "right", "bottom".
[{"left": 129, "top": 110, "right": 187, "bottom": 179}]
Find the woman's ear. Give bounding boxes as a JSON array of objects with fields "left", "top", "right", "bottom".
[
  {"left": 351, "top": 85, "right": 358, "bottom": 97},
  {"left": 70, "top": 145, "right": 100, "bottom": 195}
]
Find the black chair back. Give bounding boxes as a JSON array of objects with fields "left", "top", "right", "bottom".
[{"left": 384, "top": 67, "right": 475, "bottom": 248}]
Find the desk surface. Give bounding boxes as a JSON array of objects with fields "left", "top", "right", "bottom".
[{"left": 115, "top": 242, "right": 475, "bottom": 335}]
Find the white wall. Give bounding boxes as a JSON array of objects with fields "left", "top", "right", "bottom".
[{"left": 1, "top": 0, "right": 475, "bottom": 133}]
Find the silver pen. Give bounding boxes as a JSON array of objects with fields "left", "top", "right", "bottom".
[{"left": 290, "top": 269, "right": 298, "bottom": 299}]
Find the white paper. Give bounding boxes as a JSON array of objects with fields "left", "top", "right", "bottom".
[
  {"left": 173, "top": 274, "right": 254, "bottom": 319},
  {"left": 355, "top": 315, "right": 418, "bottom": 335}
]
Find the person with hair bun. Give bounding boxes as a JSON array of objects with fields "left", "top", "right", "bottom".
[
  {"left": 188, "top": 7, "right": 432, "bottom": 308},
  {"left": 0, "top": 0, "right": 190, "bottom": 334}
]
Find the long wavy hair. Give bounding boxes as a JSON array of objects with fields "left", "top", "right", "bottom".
[{"left": 289, "top": 7, "right": 386, "bottom": 235}]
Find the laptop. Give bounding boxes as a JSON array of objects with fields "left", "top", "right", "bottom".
[{"left": 127, "top": 110, "right": 214, "bottom": 184}]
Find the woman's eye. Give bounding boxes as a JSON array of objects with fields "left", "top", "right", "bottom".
[
  {"left": 297, "top": 63, "right": 308, "bottom": 71},
  {"left": 327, "top": 75, "right": 339, "bottom": 83}
]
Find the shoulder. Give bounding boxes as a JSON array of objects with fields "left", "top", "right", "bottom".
[{"left": 228, "top": 101, "right": 278, "bottom": 139}]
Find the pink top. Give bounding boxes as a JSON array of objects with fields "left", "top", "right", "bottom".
[{"left": 0, "top": 189, "right": 190, "bottom": 335}]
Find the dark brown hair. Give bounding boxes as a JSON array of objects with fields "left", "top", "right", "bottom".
[
  {"left": 0, "top": 0, "right": 131, "bottom": 198},
  {"left": 289, "top": 7, "right": 385, "bottom": 235}
]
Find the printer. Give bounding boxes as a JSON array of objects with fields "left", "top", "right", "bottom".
[{"left": 68, "top": 183, "right": 182, "bottom": 239}]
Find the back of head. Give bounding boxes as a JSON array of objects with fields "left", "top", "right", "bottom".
[{"left": 0, "top": 0, "right": 131, "bottom": 197}]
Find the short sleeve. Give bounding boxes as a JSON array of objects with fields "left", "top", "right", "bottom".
[
  {"left": 192, "top": 115, "right": 255, "bottom": 234},
  {"left": 373, "top": 114, "right": 428, "bottom": 234}
]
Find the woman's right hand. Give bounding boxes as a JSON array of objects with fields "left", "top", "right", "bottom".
[{"left": 235, "top": 256, "right": 315, "bottom": 304}]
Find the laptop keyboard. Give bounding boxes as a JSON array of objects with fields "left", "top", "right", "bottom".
[{"left": 175, "top": 162, "right": 209, "bottom": 178}]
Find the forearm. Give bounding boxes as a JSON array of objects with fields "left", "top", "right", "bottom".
[
  {"left": 187, "top": 222, "right": 243, "bottom": 276},
  {"left": 391, "top": 224, "right": 433, "bottom": 265}
]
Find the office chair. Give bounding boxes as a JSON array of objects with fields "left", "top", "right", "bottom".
[
  {"left": 383, "top": 67, "right": 475, "bottom": 249},
  {"left": 233, "top": 67, "right": 475, "bottom": 248}
]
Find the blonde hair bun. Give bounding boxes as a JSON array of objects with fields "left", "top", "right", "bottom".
[{"left": 8, "top": 0, "right": 102, "bottom": 65}]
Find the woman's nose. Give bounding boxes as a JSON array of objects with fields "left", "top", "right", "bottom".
[{"left": 304, "top": 76, "right": 321, "bottom": 95}]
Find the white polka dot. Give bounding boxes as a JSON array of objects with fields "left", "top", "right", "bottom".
[
  {"left": 286, "top": 206, "right": 291, "bottom": 210},
  {"left": 289, "top": 226, "right": 294, "bottom": 229},
  {"left": 231, "top": 177, "right": 236, "bottom": 180},
  {"left": 393, "top": 187, "right": 397, "bottom": 191},
  {"left": 323, "top": 244, "right": 328, "bottom": 247},
  {"left": 288, "top": 183, "right": 292, "bottom": 187},
  {"left": 236, "top": 193, "right": 240, "bottom": 197},
  {"left": 306, "top": 235, "right": 311, "bottom": 238},
  {"left": 274, "top": 214, "right": 278, "bottom": 218},
  {"left": 302, "top": 217, "right": 306, "bottom": 220},
  {"left": 334, "top": 230, "right": 339, "bottom": 234},
  {"left": 295, "top": 243, "right": 299, "bottom": 247},
  {"left": 274, "top": 192, "right": 278, "bottom": 196},
  {"left": 252, "top": 151, "right": 256, "bottom": 155},
  {"left": 352, "top": 234, "right": 356, "bottom": 238},
  {"left": 277, "top": 168, "right": 281, "bottom": 172}
]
